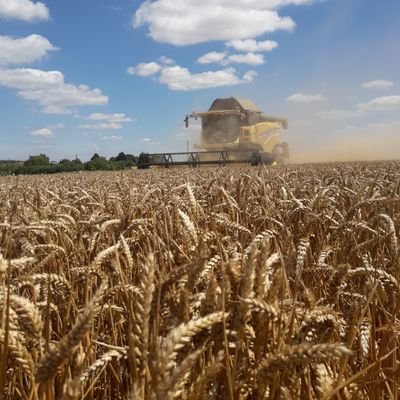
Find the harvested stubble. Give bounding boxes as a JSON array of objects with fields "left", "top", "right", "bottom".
[{"left": 0, "top": 161, "right": 399, "bottom": 399}]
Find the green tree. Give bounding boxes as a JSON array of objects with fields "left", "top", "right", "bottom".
[
  {"left": 24, "top": 154, "right": 50, "bottom": 167},
  {"left": 115, "top": 152, "right": 127, "bottom": 162},
  {"left": 85, "top": 156, "right": 109, "bottom": 171},
  {"left": 90, "top": 153, "right": 100, "bottom": 161}
]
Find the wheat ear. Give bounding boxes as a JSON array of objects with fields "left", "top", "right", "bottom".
[
  {"left": 157, "top": 312, "right": 226, "bottom": 380},
  {"left": 35, "top": 279, "right": 108, "bottom": 383},
  {"left": 257, "top": 343, "right": 351, "bottom": 374}
]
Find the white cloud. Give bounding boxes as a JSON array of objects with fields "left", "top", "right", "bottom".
[
  {"left": 0, "top": 68, "right": 64, "bottom": 90},
  {"left": 101, "top": 135, "right": 123, "bottom": 141},
  {"left": 316, "top": 109, "right": 364, "bottom": 120},
  {"left": 158, "top": 56, "right": 175, "bottom": 65},
  {"left": 129, "top": 60, "right": 256, "bottom": 90},
  {"left": 84, "top": 113, "right": 132, "bottom": 123},
  {"left": 286, "top": 93, "right": 326, "bottom": 103},
  {"left": 140, "top": 138, "right": 152, "bottom": 143},
  {"left": 243, "top": 70, "right": 257, "bottom": 82},
  {"left": 133, "top": 0, "right": 297, "bottom": 46},
  {"left": 0, "top": 0, "right": 49, "bottom": 22},
  {"left": 43, "top": 106, "right": 73, "bottom": 115},
  {"left": 226, "top": 39, "right": 278, "bottom": 52},
  {"left": 197, "top": 51, "right": 264, "bottom": 65},
  {"left": 159, "top": 65, "right": 254, "bottom": 91},
  {"left": 127, "top": 62, "right": 161, "bottom": 77},
  {"left": 0, "top": 68, "right": 108, "bottom": 113},
  {"left": 362, "top": 80, "right": 394, "bottom": 89},
  {"left": 0, "top": 34, "right": 58, "bottom": 66},
  {"left": 79, "top": 122, "right": 123, "bottom": 130},
  {"left": 225, "top": 52, "right": 265, "bottom": 65},
  {"left": 357, "top": 96, "right": 400, "bottom": 111},
  {"left": 197, "top": 52, "right": 227, "bottom": 64},
  {"left": 30, "top": 127, "right": 52, "bottom": 137}
]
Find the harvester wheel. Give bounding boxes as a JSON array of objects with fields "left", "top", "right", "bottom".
[
  {"left": 138, "top": 153, "right": 150, "bottom": 169},
  {"left": 250, "top": 152, "right": 261, "bottom": 166},
  {"left": 260, "top": 152, "right": 275, "bottom": 165}
]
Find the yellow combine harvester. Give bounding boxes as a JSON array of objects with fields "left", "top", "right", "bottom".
[
  {"left": 138, "top": 97, "right": 289, "bottom": 168},
  {"left": 187, "top": 97, "right": 289, "bottom": 164}
]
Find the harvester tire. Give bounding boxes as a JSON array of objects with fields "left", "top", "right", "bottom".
[
  {"left": 260, "top": 152, "right": 275, "bottom": 165},
  {"left": 138, "top": 153, "right": 150, "bottom": 169},
  {"left": 250, "top": 152, "right": 261, "bottom": 166}
]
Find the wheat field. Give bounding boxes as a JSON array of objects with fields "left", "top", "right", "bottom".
[{"left": 0, "top": 162, "right": 399, "bottom": 399}]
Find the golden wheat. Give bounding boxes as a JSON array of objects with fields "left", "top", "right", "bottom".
[{"left": 0, "top": 162, "right": 399, "bottom": 399}]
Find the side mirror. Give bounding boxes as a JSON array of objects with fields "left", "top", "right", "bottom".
[{"left": 184, "top": 115, "right": 189, "bottom": 128}]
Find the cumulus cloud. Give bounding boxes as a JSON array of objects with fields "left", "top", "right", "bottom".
[
  {"left": 80, "top": 113, "right": 132, "bottom": 130},
  {"left": 225, "top": 52, "right": 265, "bottom": 65},
  {"left": 30, "top": 123, "right": 63, "bottom": 138},
  {"left": 79, "top": 122, "right": 123, "bottom": 130},
  {"left": 159, "top": 66, "right": 255, "bottom": 91},
  {"left": 197, "top": 52, "right": 227, "bottom": 64},
  {"left": 0, "top": 68, "right": 64, "bottom": 89},
  {"left": 243, "top": 70, "right": 258, "bottom": 82},
  {"left": 197, "top": 51, "right": 264, "bottom": 65},
  {"left": 226, "top": 39, "right": 278, "bottom": 52},
  {"left": 362, "top": 80, "right": 394, "bottom": 89},
  {"left": 42, "top": 106, "right": 73, "bottom": 115},
  {"left": 131, "top": 1, "right": 319, "bottom": 90},
  {"left": 84, "top": 113, "right": 132, "bottom": 123},
  {"left": 128, "top": 60, "right": 256, "bottom": 91},
  {"left": 158, "top": 56, "right": 175, "bottom": 65},
  {"left": 0, "top": 0, "right": 49, "bottom": 22},
  {"left": 133, "top": 0, "right": 297, "bottom": 46},
  {"left": 127, "top": 62, "right": 161, "bottom": 77},
  {"left": 140, "top": 138, "right": 152, "bottom": 143},
  {"left": 0, "top": 68, "right": 108, "bottom": 113},
  {"left": 357, "top": 96, "right": 400, "bottom": 111},
  {"left": 0, "top": 34, "right": 58, "bottom": 66},
  {"left": 286, "top": 93, "right": 326, "bottom": 103},
  {"left": 30, "top": 127, "right": 52, "bottom": 136}
]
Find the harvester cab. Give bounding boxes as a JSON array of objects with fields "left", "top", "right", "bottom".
[{"left": 185, "top": 97, "right": 289, "bottom": 164}]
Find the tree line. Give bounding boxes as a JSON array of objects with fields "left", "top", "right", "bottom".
[{"left": 0, "top": 152, "right": 138, "bottom": 175}]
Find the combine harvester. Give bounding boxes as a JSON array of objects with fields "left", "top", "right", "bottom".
[{"left": 137, "top": 97, "right": 289, "bottom": 169}]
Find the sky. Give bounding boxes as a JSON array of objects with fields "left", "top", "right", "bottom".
[{"left": 0, "top": 0, "right": 399, "bottom": 162}]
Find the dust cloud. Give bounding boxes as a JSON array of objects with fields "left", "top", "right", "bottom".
[{"left": 288, "top": 124, "right": 400, "bottom": 163}]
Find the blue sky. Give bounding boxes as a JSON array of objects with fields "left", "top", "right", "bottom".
[{"left": 0, "top": 0, "right": 399, "bottom": 162}]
